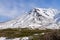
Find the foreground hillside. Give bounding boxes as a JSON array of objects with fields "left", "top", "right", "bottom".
[{"left": 0, "top": 28, "right": 60, "bottom": 40}]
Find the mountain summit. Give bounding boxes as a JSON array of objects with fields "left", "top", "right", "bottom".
[{"left": 0, "top": 8, "right": 60, "bottom": 29}]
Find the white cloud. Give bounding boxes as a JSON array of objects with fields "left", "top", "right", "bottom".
[
  {"left": 0, "top": 0, "right": 38, "bottom": 19},
  {"left": 0, "top": 8, "right": 16, "bottom": 18},
  {"left": 0, "top": 3, "right": 25, "bottom": 19}
]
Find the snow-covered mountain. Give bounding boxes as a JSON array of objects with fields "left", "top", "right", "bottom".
[{"left": 0, "top": 8, "right": 60, "bottom": 29}]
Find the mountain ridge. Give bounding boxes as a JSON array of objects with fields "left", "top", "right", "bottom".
[{"left": 0, "top": 8, "right": 60, "bottom": 29}]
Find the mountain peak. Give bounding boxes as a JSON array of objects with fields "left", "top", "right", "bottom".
[
  {"left": 29, "top": 8, "right": 58, "bottom": 19},
  {"left": 0, "top": 8, "right": 60, "bottom": 29}
]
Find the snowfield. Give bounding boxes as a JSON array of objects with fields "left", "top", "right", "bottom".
[
  {"left": 0, "top": 37, "right": 29, "bottom": 40},
  {"left": 0, "top": 8, "right": 60, "bottom": 29}
]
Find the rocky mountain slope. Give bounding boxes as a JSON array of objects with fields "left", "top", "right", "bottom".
[{"left": 0, "top": 8, "right": 60, "bottom": 29}]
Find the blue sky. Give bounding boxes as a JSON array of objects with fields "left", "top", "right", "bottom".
[{"left": 0, "top": 0, "right": 60, "bottom": 22}]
